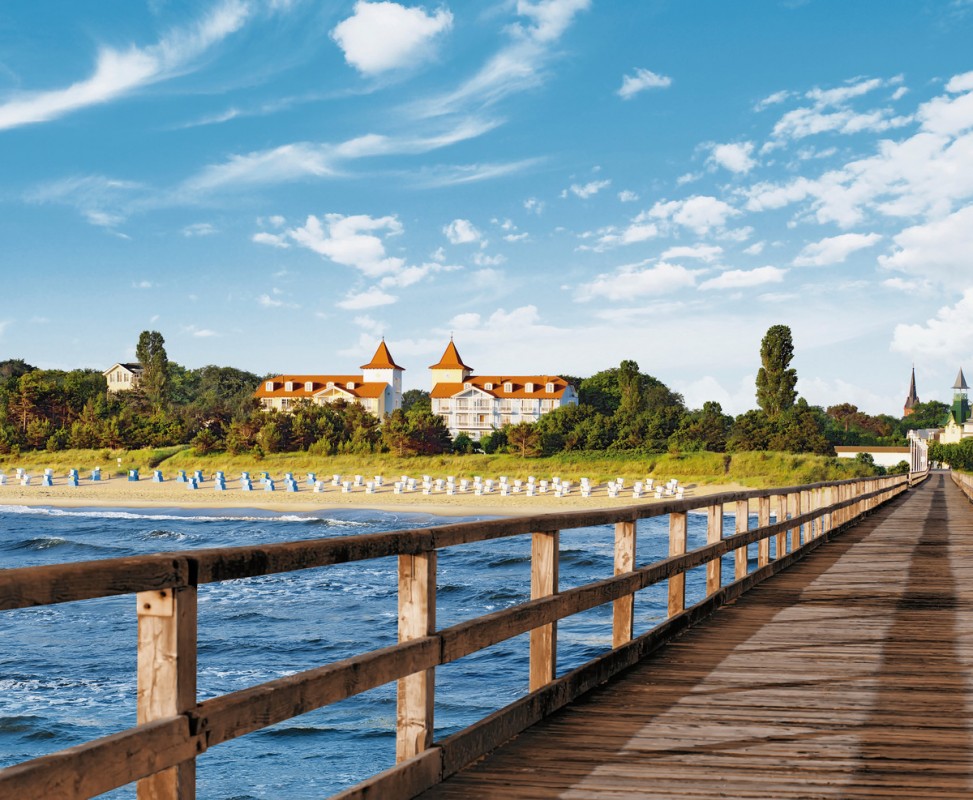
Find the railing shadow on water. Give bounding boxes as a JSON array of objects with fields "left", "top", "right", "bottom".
[{"left": 0, "top": 474, "right": 913, "bottom": 800}]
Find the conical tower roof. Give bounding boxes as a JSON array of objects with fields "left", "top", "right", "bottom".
[
  {"left": 904, "top": 366, "right": 919, "bottom": 410},
  {"left": 429, "top": 339, "right": 472, "bottom": 371},
  {"left": 954, "top": 368, "right": 969, "bottom": 391},
  {"left": 360, "top": 339, "right": 403, "bottom": 371}
]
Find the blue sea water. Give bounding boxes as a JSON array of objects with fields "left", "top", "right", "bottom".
[{"left": 0, "top": 504, "right": 748, "bottom": 798}]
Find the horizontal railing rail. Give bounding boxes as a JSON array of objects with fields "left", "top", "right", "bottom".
[{"left": 0, "top": 474, "right": 909, "bottom": 799}]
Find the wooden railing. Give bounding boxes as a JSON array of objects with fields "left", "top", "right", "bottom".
[
  {"left": 0, "top": 475, "right": 909, "bottom": 800},
  {"left": 951, "top": 469, "right": 973, "bottom": 499}
]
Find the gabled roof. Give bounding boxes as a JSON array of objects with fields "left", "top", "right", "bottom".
[
  {"left": 360, "top": 339, "right": 403, "bottom": 371},
  {"left": 103, "top": 362, "right": 142, "bottom": 376},
  {"left": 430, "top": 340, "right": 472, "bottom": 371},
  {"left": 255, "top": 375, "right": 362, "bottom": 399},
  {"left": 954, "top": 368, "right": 969, "bottom": 391},
  {"left": 431, "top": 375, "right": 572, "bottom": 400}
]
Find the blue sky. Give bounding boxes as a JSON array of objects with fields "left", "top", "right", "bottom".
[{"left": 2, "top": 0, "right": 972, "bottom": 415}]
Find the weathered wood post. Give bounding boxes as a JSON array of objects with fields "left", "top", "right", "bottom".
[
  {"left": 137, "top": 585, "right": 197, "bottom": 800},
  {"left": 530, "top": 530, "right": 559, "bottom": 691},
  {"left": 734, "top": 500, "right": 749, "bottom": 580},
  {"left": 612, "top": 521, "right": 636, "bottom": 648},
  {"left": 788, "top": 491, "right": 801, "bottom": 553},
  {"left": 706, "top": 503, "right": 723, "bottom": 596},
  {"left": 396, "top": 551, "right": 436, "bottom": 762},
  {"left": 668, "top": 512, "right": 688, "bottom": 617},
  {"left": 774, "top": 494, "right": 787, "bottom": 560},
  {"left": 757, "top": 496, "right": 771, "bottom": 568}
]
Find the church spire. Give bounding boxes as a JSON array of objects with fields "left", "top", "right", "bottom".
[{"left": 903, "top": 366, "right": 919, "bottom": 416}]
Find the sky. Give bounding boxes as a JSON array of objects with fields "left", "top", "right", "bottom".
[{"left": 1, "top": 0, "right": 972, "bottom": 416}]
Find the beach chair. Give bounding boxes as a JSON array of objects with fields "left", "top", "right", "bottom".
[
  {"left": 314, "top": 480, "right": 325, "bottom": 493},
  {"left": 187, "top": 478, "right": 198, "bottom": 490},
  {"left": 459, "top": 479, "right": 469, "bottom": 492},
  {"left": 286, "top": 480, "right": 298, "bottom": 493},
  {"left": 342, "top": 481, "right": 352, "bottom": 493},
  {"left": 526, "top": 484, "right": 535, "bottom": 497},
  {"left": 306, "top": 473, "right": 316, "bottom": 485},
  {"left": 153, "top": 470, "right": 164, "bottom": 483},
  {"left": 332, "top": 474, "right": 342, "bottom": 486},
  {"left": 264, "top": 479, "right": 275, "bottom": 492},
  {"left": 539, "top": 480, "right": 548, "bottom": 494},
  {"left": 42, "top": 474, "right": 53, "bottom": 487},
  {"left": 241, "top": 479, "right": 253, "bottom": 491},
  {"left": 394, "top": 482, "right": 403, "bottom": 495},
  {"left": 365, "top": 481, "right": 375, "bottom": 494}
]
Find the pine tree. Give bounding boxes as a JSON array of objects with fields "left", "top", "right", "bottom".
[
  {"left": 135, "top": 330, "right": 170, "bottom": 410},
  {"left": 755, "top": 324, "right": 798, "bottom": 418}
]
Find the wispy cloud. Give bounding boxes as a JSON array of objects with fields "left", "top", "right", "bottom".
[
  {"left": 617, "top": 67, "right": 672, "bottom": 100},
  {"left": 0, "top": 1, "right": 251, "bottom": 131}
]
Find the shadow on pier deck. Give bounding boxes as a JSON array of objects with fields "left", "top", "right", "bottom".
[{"left": 419, "top": 473, "right": 973, "bottom": 799}]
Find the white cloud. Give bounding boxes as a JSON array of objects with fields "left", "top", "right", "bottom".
[
  {"left": 743, "top": 241, "right": 765, "bottom": 256},
  {"left": 282, "top": 214, "right": 405, "bottom": 277},
  {"left": 524, "top": 197, "right": 545, "bottom": 214},
  {"left": 709, "top": 141, "right": 756, "bottom": 174},
  {"left": 617, "top": 68, "right": 672, "bottom": 100},
  {"left": 793, "top": 232, "right": 882, "bottom": 267},
  {"left": 252, "top": 231, "right": 290, "bottom": 248},
  {"left": 472, "top": 268, "right": 502, "bottom": 288},
  {"left": 444, "top": 218, "right": 483, "bottom": 244},
  {"left": 472, "top": 252, "right": 506, "bottom": 266},
  {"left": 805, "top": 77, "right": 888, "bottom": 108},
  {"left": 879, "top": 205, "right": 973, "bottom": 284},
  {"left": 563, "top": 179, "right": 611, "bottom": 199},
  {"left": 947, "top": 70, "right": 973, "bottom": 94},
  {"left": 331, "top": 1, "right": 453, "bottom": 75},
  {"left": 576, "top": 260, "right": 701, "bottom": 302},
  {"left": 191, "top": 328, "right": 219, "bottom": 338},
  {"left": 584, "top": 213, "right": 660, "bottom": 250},
  {"left": 649, "top": 195, "right": 739, "bottom": 234},
  {"left": 754, "top": 89, "right": 791, "bottom": 112},
  {"left": 258, "top": 293, "right": 299, "bottom": 309},
  {"left": 379, "top": 261, "right": 457, "bottom": 288},
  {"left": 892, "top": 288, "right": 973, "bottom": 362},
  {"left": 660, "top": 244, "right": 723, "bottom": 263},
  {"left": 336, "top": 286, "right": 398, "bottom": 309},
  {"left": 770, "top": 106, "right": 912, "bottom": 142},
  {"left": 699, "top": 266, "right": 786, "bottom": 290},
  {"left": 504, "top": 232, "right": 529, "bottom": 242},
  {"left": 618, "top": 190, "right": 639, "bottom": 202},
  {"left": 0, "top": 1, "right": 250, "bottom": 130},
  {"left": 182, "top": 222, "right": 217, "bottom": 237}
]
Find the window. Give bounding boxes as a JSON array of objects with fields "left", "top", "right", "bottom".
[
  {"left": 484, "top": 382, "right": 493, "bottom": 390},
  {"left": 265, "top": 381, "right": 275, "bottom": 391},
  {"left": 546, "top": 382, "right": 555, "bottom": 393},
  {"left": 327, "top": 381, "right": 334, "bottom": 389},
  {"left": 285, "top": 381, "right": 294, "bottom": 392},
  {"left": 525, "top": 382, "right": 534, "bottom": 393},
  {"left": 504, "top": 382, "right": 513, "bottom": 392},
  {"left": 346, "top": 382, "right": 355, "bottom": 389},
  {"left": 305, "top": 381, "right": 314, "bottom": 392}
]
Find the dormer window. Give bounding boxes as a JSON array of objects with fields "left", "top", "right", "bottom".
[
  {"left": 265, "top": 381, "right": 275, "bottom": 392},
  {"left": 346, "top": 381, "right": 355, "bottom": 390},
  {"left": 327, "top": 381, "right": 334, "bottom": 389},
  {"left": 484, "top": 382, "right": 493, "bottom": 390},
  {"left": 304, "top": 381, "right": 314, "bottom": 392},
  {"left": 525, "top": 382, "right": 534, "bottom": 393},
  {"left": 546, "top": 382, "right": 555, "bottom": 393},
  {"left": 285, "top": 381, "right": 294, "bottom": 392},
  {"left": 464, "top": 382, "right": 472, "bottom": 390},
  {"left": 504, "top": 382, "right": 513, "bottom": 393}
]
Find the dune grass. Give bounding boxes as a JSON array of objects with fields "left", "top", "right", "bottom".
[{"left": 0, "top": 447, "right": 876, "bottom": 487}]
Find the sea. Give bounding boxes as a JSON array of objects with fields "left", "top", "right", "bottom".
[{"left": 0, "top": 503, "right": 747, "bottom": 798}]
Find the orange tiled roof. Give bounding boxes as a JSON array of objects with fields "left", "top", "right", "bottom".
[
  {"left": 255, "top": 375, "right": 381, "bottom": 400},
  {"left": 431, "top": 375, "right": 571, "bottom": 399},
  {"left": 429, "top": 340, "right": 472, "bottom": 371},
  {"left": 360, "top": 340, "right": 404, "bottom": 371}
]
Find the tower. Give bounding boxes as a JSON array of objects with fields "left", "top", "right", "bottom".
[
  {"left": 360, "top": 339, "right": 404, "bottom": 410},
  {"left": 429, "top": 338, "right": 473, "bottom": 389},
  {"left": 903, "top": 366, "right": 919, "bottom": 417},
  {"left": 951, "top": 368, "right": 970, "bottom": 425}
]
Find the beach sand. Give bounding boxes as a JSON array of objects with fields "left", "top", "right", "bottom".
[{"left": 0, "top": 472, "right": 750, "bottom": 517}]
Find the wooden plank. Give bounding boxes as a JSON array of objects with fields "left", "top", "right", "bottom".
[
  {"left": 137, "top": 586, "right": 197, "bottom": 800},
  {"left": 529, "top": 531, "right": 559, "bottom": 691},
  {"left": 774, "top": 494, "right": 787, "bottom": 559},
  {"left": 612, "top": 521, "right": 636, "bottom": 647},
  {"left": 757, "top": 496, "right": 771, "bottom": 567},
  {"left": 396, "top": 552, "right": 437, "bottom": 762},
  {"left": 705, "top": 503, "right": 723, "bottom": 596},
  {"left": 788, "top": 491, "right": 801, "bottom": 552},
  {"left": 667, "top": 512, "right": 688, "bottom": 617},
  {"left": 734, "top": 500, "right": 749, "bottom": 580}
]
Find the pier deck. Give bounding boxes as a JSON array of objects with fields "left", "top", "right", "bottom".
[{"left": 419, "top": 473, "right": 973, "bottom": 799}]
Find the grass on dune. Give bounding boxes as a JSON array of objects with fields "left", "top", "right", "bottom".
[{"left": 0, "top": 447, "right": 878, "bottom": 488}]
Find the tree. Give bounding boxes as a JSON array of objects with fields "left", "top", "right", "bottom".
[
  {"left": 136, "top": 330, "right": 170, "bottom": 410},
  {"left": 401, "top": 389, "right": 431, "bottom": 414},
  {"left": 755, "top": 324, "right": 797, "bottom": 418},
  {"left": 507, "top": 422, "right": 542, "bottom": 457}
]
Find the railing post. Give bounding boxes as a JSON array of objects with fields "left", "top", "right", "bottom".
[
  {"left": 757, "top": 496, "right": 771, "bottom": 568},
  {"left": 706, "top": 503, "right": 723, "bottom": 596},
  {"left": 612, "top": 521, "right": 636, "bottom": 648},
  {"left": 396, "top": 551, "right": 436, "bottom": 762},
  {"left": 734, "top": 500, "right": 748, "bottom": 579},
  {"left": 774, "top": 494, "right": 786, "bottom": 561},
  {"left": 668, "top": 512, "right": 688, "bottom": 617},
  {"left": 137, "top": 585, "right": 197, "bottom": 800},
  {"left": 530, "top": 530, "right": 559, "bottom": 691},
  {"left": 788, "top": 491, "right": 801, "bottom": 552}
]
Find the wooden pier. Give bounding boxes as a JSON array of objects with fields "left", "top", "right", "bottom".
[
  {"left": 420, "top": 471, "right": 972, "bottom": 799},
  {"left": 3, "top": 469, "right": 960, "bottom": 799}
]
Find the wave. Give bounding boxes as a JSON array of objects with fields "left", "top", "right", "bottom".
[
  {"left": 0, "top": 505, "right": 369, "bottom": 527},
  {"left": 1, "top": 536, "right": 117, "bottom": 554}
]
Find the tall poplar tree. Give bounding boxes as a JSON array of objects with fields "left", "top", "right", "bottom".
[
  {"left": 755, "top": 324, "right": 798, "bottom": 418},
  {"left": 135, "top": 330, "right": 170, "bottom": 410}
]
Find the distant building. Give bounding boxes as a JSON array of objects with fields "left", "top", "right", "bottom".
[
  {"left": 940, "top": 368, "right": 972, "bottom": 444},
  {"left": 254, "top": 340, "right": 404, "bottom": 418},
  {"left": 428, "top": 339, "right": 578, "bottom": 441},
  {"left": 903, "top": 366, "right": 919, "bottom": 416},
  {"left": 103, "top": 362, "right": 143, "bottom": 394}
]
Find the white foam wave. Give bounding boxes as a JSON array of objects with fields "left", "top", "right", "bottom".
[{"left": 0, "top": 505, "right": 367, "bottom": 526}]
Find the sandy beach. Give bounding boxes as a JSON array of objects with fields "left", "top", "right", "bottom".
[{"left": 0, "top": 471, "right": 748, "bottom": 517}]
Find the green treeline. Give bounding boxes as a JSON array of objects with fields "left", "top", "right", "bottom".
[{"left": 0, "top": 327, "right": 938, "bottom": 461}]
